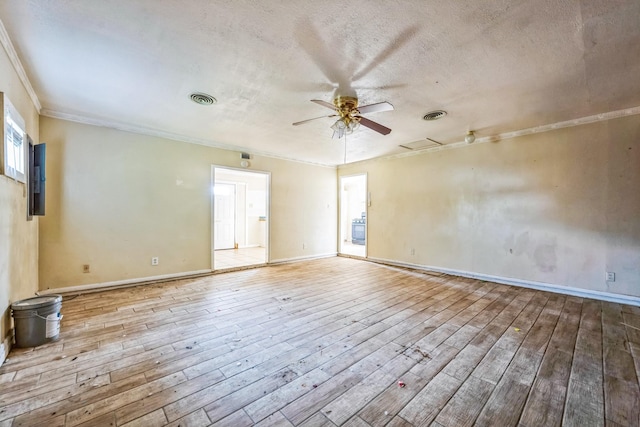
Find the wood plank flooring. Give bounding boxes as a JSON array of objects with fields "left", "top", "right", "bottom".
[{"left": 1, "top": 257, "right": 639, "bottom": 426}]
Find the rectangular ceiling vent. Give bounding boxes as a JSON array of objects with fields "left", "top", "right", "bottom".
[{"left": 399, "top": 138, "right": 443, "bottom": 151}]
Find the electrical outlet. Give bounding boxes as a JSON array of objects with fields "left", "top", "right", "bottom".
[
  {"left": 151, "top": 257, "right": 159, "bottom": 266},
  {"left": 302, "top": 243, "right": 306, "bottom": 249},
  {"left": 410, "top": 248, "right": 415, "bottom": 256},
  {"left": 606, "top": 272, "right": 615, "bottom": 282},
  {"left": 82, "top": 264, "right": 90, "bottom": 273}
]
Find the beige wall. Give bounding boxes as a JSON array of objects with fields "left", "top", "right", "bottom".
[
  {"left": 340, "top": 114, "right": 640, "bottom": 297},
  {"left": 39, "top": 117, "right": 337, "bottom": 290},
  {"left": 0, "top": 47, "right": 40, "bottom": 344}
]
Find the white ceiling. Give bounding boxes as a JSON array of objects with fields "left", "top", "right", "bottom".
[{"left": 1, "top": 0, "right": 639, "bottom": 166}]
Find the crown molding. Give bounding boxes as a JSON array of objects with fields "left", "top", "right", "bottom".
[
  {"left": 340, "top": 105, "right": 640, "bottom": 169},
  {"left": 0, "top": 18, "right": 41, "bottom": 112},
  {"left": 40, "top": 108, "right": 337, "bottom": 169}
]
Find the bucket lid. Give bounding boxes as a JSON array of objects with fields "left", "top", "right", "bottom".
[{"left": 11, "top": 295, "right": 62, "bottom": 310}]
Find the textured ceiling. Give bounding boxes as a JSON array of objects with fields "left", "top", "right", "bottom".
[{"left": 1, "top": 0, "right": 639, "bottom": 166}]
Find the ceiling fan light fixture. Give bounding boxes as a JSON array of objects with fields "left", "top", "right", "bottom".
[
  {"left": 332, "top": 128, "right": 345, "bottom": 139},
  {"left": 331, "top": 117, "right": 360, "bottom": 138},
  {"left": 334, "top": 118, "right": 347, "bottom": 130},
  {"left": 331, "top": 119, "right": 346, "bottom": 139},
  {"left": 465, "top": 130, "right": 476, "bottom": 144}
]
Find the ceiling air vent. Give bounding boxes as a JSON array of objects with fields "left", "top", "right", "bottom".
[
  {"left": 423, "top": 110, "right": 447, "bottom": 121},
  {"left": 190, "top": 92, "right": 217, "bottom": 105},
  {"left": 400, "top": 138, "right": 443, "bottom": 150}
]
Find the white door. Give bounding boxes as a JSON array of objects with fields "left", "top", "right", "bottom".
[{"left": 214, "top": 183, "right": 236, "bottom": 250}]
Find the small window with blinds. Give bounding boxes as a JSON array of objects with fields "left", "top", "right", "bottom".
[{"left": 3, "top": 95, "right": 26, "bottom": 183}]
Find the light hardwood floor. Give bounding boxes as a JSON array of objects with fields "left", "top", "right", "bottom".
[
  {"left": 214, "top": 248, "right": 267, "bottom": 270},
  {"left": 1, "top": 257, "right": 639, "bottom": 426}
]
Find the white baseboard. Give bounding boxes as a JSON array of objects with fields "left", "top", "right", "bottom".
[
  {"left": 37, "top": 269, "right": 213, "bottom": 296},
  {"left": 337, "top": 253, "right": 367, "bottom": 261},
  {"left": 368, "top": 256, "right": 640, "bottom": 307},
  {"left": 36, "top": 253, "right": 338, "bottom": 296},
  {"left": 213, "top": 264, "right": 267, "bottom": 274},
  {"left": 35, "top": 255, "right": 637, "bottom": 306},
  {"left": 0, "top": 331, "right": 12, "bottom": 366},
  {"left": 269, "top": 252, "right": 337, "bottom": 265}
]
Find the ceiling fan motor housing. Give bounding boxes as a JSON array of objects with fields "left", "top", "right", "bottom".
[{"left": 334, "top": 96, "right": 360, "bottom": 125}]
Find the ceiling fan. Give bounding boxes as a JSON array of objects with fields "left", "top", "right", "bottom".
[{"left": 292, "top": 96, "right": 394, "bottom": 139}]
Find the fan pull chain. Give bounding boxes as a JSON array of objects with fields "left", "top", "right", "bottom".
[{"left": 344, "top": 133, "right": 347, "bottom": 164}]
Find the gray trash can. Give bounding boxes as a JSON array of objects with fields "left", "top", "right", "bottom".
[{"left": 11, "top": 295, "right": 63, "bottom": 348}]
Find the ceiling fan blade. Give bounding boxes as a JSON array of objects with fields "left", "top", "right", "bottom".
[
  {"left": 292, "top": 115, "right": 337, "bottom": 126},
  {"left": 358, "top": 116, "right": 392, "bottom": 135},
  {"left": 294, "top": 18, "right": 345, "bottom": 86},
  {"left": 311, "top": 99, "right": 336, "bottom": 110},
  {"left": 357, "top": 101, "right": 394, "bottom": 115},
  {"left": 351, "top": 25, "right": 420, "bottom": 81}
]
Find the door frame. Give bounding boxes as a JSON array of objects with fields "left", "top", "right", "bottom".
[
  {"left": 211, "top": 165, "right": 271, "bottom": 270},
  {"left": 338, "top": 172, "right": 368, "bottom": 258}
]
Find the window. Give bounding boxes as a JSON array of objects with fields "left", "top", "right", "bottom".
[{"left": 3, "top": 96, "right": 26, "bottom": 183}]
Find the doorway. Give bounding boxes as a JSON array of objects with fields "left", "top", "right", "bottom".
[
  {"left": 212, "top": 166, "right": 269, "bottom": 270},
  {"left": 339, "top": 174, "right": 367, "bottom": 257}
]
